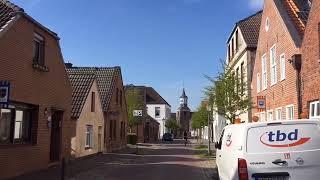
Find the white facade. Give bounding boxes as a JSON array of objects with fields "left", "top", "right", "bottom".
[
  {"left": 226, "top": 26, "right": 256, "bottom": 123},
  {"left": 147, "top": 104, "right": 171, "bottom": 138}
]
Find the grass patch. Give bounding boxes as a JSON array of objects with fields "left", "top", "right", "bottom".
[{"left": 194, "top": 144, "right": 208, "bottom": 150}]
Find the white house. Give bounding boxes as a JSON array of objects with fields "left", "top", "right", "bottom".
[
  {"left": 226, "top": 11, "right": 262, "bottom": 123},
  {"left": 145, "top": 87, "right": 171, "bottom": 138}
]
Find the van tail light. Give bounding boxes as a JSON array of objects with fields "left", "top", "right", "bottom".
[{"left": 238, "top": 158, "right": 249, "bottom": 180}]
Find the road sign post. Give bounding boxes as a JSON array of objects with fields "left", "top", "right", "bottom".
[{"left": 133, "top": 110, "right": 143, "bottom": 154}]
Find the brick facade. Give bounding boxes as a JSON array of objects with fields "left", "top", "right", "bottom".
[
  {"left": 301, "top": 0, "right": 320, "bottom": 117},
  {"left": 251, "top": 0, "right": 302, "bottom": 121},
  {"left": 0, "top": 16, "right": 73, "bottom": 179},
  {"left": 104, "top": 74, "right": 128, "bottom": 152},
  {"left": 71, "top": 80, "right": 105, "bottom": 157}
]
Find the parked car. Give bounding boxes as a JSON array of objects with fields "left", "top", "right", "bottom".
[
  {"left": 162, "top": 133, "right": 173, "bottom": 141},
  {"left": 215, "top": 119, "right": 320, "bottom": 180}
]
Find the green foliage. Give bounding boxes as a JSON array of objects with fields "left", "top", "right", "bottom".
[
  {"left": 204, "top": 62, "right": 251, "bottom": 124},
  {"left": 165, "top": 118, "right": 180, "bottom": 132},
  {"left": 191, "top": 104, "right": 209, "bottom": 130},
  {"left": 125, "top": 88, "right": 144, "bottom": 127}
]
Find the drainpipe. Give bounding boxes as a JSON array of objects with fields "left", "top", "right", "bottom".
[{"left": 290, "top": 54, "right": 302, "bottom": 118}]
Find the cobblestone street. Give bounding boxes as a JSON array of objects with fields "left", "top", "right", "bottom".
[{"left": 12, "top": 140, "right": 218, "bottom": 180}]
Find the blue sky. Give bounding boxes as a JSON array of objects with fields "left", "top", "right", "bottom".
[{"left": 12, "top": 0, "right": 263, "bottom": 111}]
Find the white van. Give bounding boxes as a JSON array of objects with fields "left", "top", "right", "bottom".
[{"left": 215, "top": 119, "right": 320, "bottom": 180}]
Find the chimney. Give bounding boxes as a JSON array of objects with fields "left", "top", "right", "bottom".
[{"left": 65, "top": 63, "right": 73, "bottom": 68}]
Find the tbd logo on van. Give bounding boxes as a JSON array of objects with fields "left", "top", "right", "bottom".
[{"left": 260, "top": 129, "right": 310, "bottom": 148}]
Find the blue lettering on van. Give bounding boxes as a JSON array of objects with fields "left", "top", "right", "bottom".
[{"left": 268, "top": 129, "right": 298, "bottom": 142}]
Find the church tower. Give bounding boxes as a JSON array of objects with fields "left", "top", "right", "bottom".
[{"left": 176, "top": 88, "right": 191, "bottom": 137}]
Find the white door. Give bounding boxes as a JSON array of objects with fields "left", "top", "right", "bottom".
[
  {"left": 245, "top": 121, "right": 320, "bottom": 180},
  {"left": 288, "top": 123, "right": 320, "bottom": 180}
]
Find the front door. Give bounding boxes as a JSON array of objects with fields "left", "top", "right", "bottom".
[
  {"left": 98, "top": 126, "right": 102, "bottom": 152},
  {"left": 50, "top": 111, "right": 63, "bottom": 162}
]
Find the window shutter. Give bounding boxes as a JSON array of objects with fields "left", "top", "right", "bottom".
[{"left": 40, "top": 40, "right": 45, "bottom": 66}]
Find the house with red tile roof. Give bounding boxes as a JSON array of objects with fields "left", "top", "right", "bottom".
[
  {"left": 251, "top": 0, "right": 311, "bottom": 122},
  {"left": 300, "top": 0, "right": 320, "bottom": 119},
  {"left": 0, "top": 0, "right": 73, "bottom": 178}
]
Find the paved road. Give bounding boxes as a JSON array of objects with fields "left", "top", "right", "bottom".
[{"left": 13, "top": 139, "right": 217, "bottom": 180}]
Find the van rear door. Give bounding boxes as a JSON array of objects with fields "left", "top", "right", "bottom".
[
  {"left": 287, "top": 122, "right": 320, "bottom": 180},
  {"left": 245, "top": 122, "right": 320, "bottom": 180}
]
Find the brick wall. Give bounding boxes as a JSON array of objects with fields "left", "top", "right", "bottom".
[
  {"left": 301, "top": 0, "right": 320, "bottom": 115},
  {"left": 104, "top": 73, "right": 128, "bottom": 152},
  {"left": 0, "top": 16, "right": 73, "bottom": 179},
  {"left": 251, "top": 0, "right": 301, "bottom": 121},
  {"left": 71, "top": 81, "right": 104, "bottom": 157}
]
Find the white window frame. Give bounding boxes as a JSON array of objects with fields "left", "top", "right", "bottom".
[
  {"left": 257, "top": 73, "right": 261, "bottom": 93},
  {"left": 267, "top": 110, "right": 273, "bottom": 121},
  {"left": 275, "top": 107, "right": 282, "bottom": 121},
  {"left": 280, "top": 53, "right": 286, "bottom": 81},
  {"left": 286, "top": 105, "right": 294, "bottom": 120},
  {"left": 85, "top": 125, "right": 93, "bottom": 148},
  {"left": 260, "top": 112, "right": 266, "bottom": 122},
  {"left": 270, "top": 45, "right": 277, "bottom": 86},
  {"left": 265, "top": 17, "right": 270, "bottom": 32},
  {"left": 309, "top": 101, "right": 320, "bottom": 118},
  {"left": 262, "top": 54, "right": 267, "bottom": 90}
]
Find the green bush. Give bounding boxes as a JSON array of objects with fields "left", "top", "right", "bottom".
[{"left": 127, "top": 134, "right": 137, "bottom": 145}]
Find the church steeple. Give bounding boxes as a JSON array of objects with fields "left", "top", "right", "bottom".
[{"left": 179, "top": 88, "right": 188, "bottom": 106}]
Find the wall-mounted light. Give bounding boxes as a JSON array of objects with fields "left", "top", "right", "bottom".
[{"left": 44, "top": 108, "right": 48, "bottom": 116}]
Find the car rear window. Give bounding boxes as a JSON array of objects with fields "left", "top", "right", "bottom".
[{"left": 246, "top": 123, "right": 320, "bottom": 153}]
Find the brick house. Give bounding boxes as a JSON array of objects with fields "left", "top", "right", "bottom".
[
  {"left": 124, "top": 85, "right": 160, "bottom": 143},
  {"left": 251, "top": 0, "right": 311, "bottom": 121},
  {"left": 0, "top": 0, "right": 73, "bottom": 179},
  {"left": 301, "top": 0, "right": 319, "bottom": 118},
  {"left": 226, "top": 11, "right": 262, "bottom": 123},
  {"left": 68, "top": 73, "right": 105, "bottom": 157},
  {"left": 66, "top": 66, "right": 128, "bottom": 152}
]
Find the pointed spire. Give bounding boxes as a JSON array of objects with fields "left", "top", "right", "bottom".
[{"left": 180, "top": 88, "right": 187, "bottom": 98}]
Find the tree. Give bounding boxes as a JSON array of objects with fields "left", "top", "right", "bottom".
[
  {"left": 125, "top": 88, "right": 144, "bottom": 131},
  {"left": 204, "top": 63, "right": 251, "bottom": 124},
  {"left": 165, "top": 118, "right": 180, "bottom": 133},
  {"left": 191, "top": 104, "right": 209, "bottom": 139}
]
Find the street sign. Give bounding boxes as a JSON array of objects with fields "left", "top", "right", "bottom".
[
  {"left": 0, "top": 81, "right": 10, "bottom": 108},
  {"left": 133, "top": 110, "right": 143, "bottom": 117},
  {"left": 257, "top": 96, "right": 266, "bottom": 112}
]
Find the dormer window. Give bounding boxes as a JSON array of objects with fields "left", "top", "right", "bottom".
[
  {"left": 33, "top": 33, "right": 45, "bottom": 66},
  {"left": 265, "top": 17, "right": 270, "bottom": 32}
]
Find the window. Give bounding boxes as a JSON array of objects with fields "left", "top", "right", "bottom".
[
  {"left": 109, "top": 120, "right": 113, "bottom": 139},
  {"left": 262, "top": 54, "right": 267, "bottom": 90},
  {"left": 267, "top": 110, "right": 273, "bottom": 121},
  {"left": 280, "top": 54, "right": 286, "bottom": 81},
  {"left": 0, "top": 103, "right": 36, "bottom": 144},
  {"left": 155, "top": 107, "right": 160, "bottom": 118},
  {"left": 235, "top": 30, "right": 239, "bottom": 51},
  {"left": 113, "top": 120, "right": 117, "bottom": 139},
  {"left": 260, "top": 112, "right": 266, "bottom": 122},
  {"left": 116, "top": 88, "right": 119, "bottom": 104},
  {"left": 309, "top": 101, "right": 320, "bottom": 118},
  {"left": 231, "top": 38, "right": 234, "bottom": 56},
  {"left": 257, "top": 73, "right": 261, "bottom": 93},
  {"left": 265, "top": 17, "right": 270, "bottom": 32},
  {"left": 120, "top": 90, "right": 123, "bottom": 106},
  {"left": 286, "top": 105, "right": 294, "bottom": 120},
  {"left": 276, "top": 108, "right": 282, "bottom": 120},
  {"left": 228, "top": 45, "right": 231, "bottom": 62},
  {"left": 270, "top": 45, "right": 277, "bottom": 85},
  {"left": 236, "top": 67, "right": 240, "bottom": 93},
  {"left": 33, "top": 33, "right": 45, "bottom": 66},
  {"left": 85, "top": 125, "right": 93, "bottom": 149},
  {"left": 240, "top": 62, "right": 244, "bottom": 93},
  {"left": 91, "top": 92, "right": 95, "bottom": 112}
]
